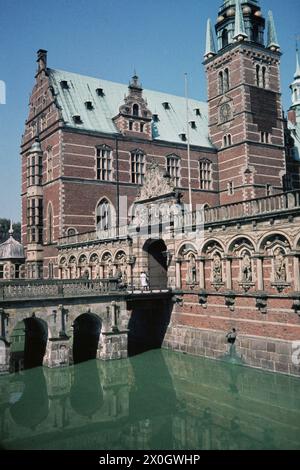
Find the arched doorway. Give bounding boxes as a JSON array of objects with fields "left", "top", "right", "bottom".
[
  {"left": 72, "top": 313, "right": 102, "bottom": 364},
  {"left": 10, "top": 317, "right": 48, "bottom": 372},
  {"left": 144, "top": 239, "right": 168, "bottom": 290}
]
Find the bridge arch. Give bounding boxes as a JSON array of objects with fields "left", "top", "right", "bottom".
[
  {"left": 72, "top": 312, "right": 102, "bottom": 364},
  {"left": 9, "top": 315, "right": 48, "bottom": 372}
]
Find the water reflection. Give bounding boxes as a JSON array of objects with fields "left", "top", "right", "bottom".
[{"left": 0, "top": 350, "right": 299, "bottom": 450}]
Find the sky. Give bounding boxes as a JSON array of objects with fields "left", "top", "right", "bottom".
[{"left": 0, "top": 0, "right": 299, "bottom": 221}]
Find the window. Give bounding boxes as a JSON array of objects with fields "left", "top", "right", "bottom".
[
  {"left": 27, "top": 153, "right": 43, "bottom": 187},
  {"left": 48, "top": 262, "right": 54, "bottom": 279},
  {"left": 222, "top": 29, "right": 229, "bottom": 48},
  {"left": 166, "top": 155, "right": 180, "bottom": 186},
  {"left": 47, "top": 203, "right": 53, "bottom": 244},
  {"left": 131, "top": 150, "right": 145, "bottom": 184},
  {"left": 96, "top": 145, "right": 112, "bottom": 181},
  {"left": 15, "top": 264, "right": 20, "bottom": 279},
  {"left": 46, "top": 147, "right": 53, "bottom": 182},
  {"left": 133, "top": 104, "right": 139, "bottom": 117},
  {"left": 27, "top": 197, "right": 43, "bottom": 244},
  {"left": 262, "top": 66, "right": 266, "bottom": 89},
  {"left": 256, "top": 65, "right": 260, "bottom": 87},
  {"left": 96, "top": 199, "right": 114, "bottom": 231},
  {"left": 199, "top": 160, "right": 212, "bottom": 190},
  {"left": 218, "top": 71, "right": 224, "bottom": 95},
  {"left": 129, "top": 121, "right": 133, "bottom": 131},
  {"left": 261, "top": 131, "right": 270, "bottom": 144},
  {"left": 0, "top": 265, "right": 3, "bottom": 279},
  {"left": 224, "top": 68, "right": 229, "bottom": 92},
  {"left": 223, "top": 134, "right": 232, "bottom": 147},
  {"left": 140, "top": 122, "right": 145, "bottom": 132},
  {"left": 228, "top": 181, "right": 234, "bottom": 195}
]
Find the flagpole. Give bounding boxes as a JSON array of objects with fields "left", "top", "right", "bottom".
[{"left": 185, "top": 73, "right": 192, "bottom": 211}]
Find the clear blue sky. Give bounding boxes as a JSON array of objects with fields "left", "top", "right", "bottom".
[{"left": 0, "top": 0, "right": 299, "bottom": 221}]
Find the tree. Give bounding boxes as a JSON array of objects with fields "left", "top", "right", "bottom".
[{"left": 0, "top": 219, "right": 21, "bottom": 243}]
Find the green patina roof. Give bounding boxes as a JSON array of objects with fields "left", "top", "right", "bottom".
[{"left": 48, "top": 69, "right": 213, "bottom": 148}]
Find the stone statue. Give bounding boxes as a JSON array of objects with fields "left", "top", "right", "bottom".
[
  {"left": 187, "top": 255, "right": 197, "bottom": 284},
  {"left": 274, "top": 248, "right": 286, "bottom": 282},
  {"left": 212, "top": 253, "right": 222, "bottom": 283},
  {"left": 241, "top": 252, "right": 252, "bottom": 283}
]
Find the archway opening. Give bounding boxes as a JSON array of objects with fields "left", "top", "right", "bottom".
[
  {"left": 72, "top": 313, "right": 102, "bottom": 364},
  {"left": 10, "top": 317, "right": 48, "bottom": 372},
  {"left": 128, "top": 299, "right": 172, "bottom": 356},
  {"left": 144, "top": 239, "right": 168, "bottom": 290}
]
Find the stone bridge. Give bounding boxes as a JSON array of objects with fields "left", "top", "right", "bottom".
[{"left": 0, "top": 278, "right": 172, "bottom": 374}]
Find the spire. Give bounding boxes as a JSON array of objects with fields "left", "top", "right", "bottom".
[
  {"left": 205, "top": 19, "right": 216, "bottom": 58},
  {"left": 233, "top": 0, "right": 248, "bottom": 42},
  {"left": 266, "top": 11, "right": 280, "bottom": 51},
  {"left": 129, "top": 71, "right": 142, "bottom": 90},
  {"left": 295, "top": 44, "right": 300, "bottom": 80},
  {"left": 9, "top": 220, "right": 13, "bottom": 238}
]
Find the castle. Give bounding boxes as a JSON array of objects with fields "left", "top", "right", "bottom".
[{"left": 1, "top": 0, "right": 300, "bottom": 375}]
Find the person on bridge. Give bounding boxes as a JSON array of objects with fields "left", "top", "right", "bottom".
[{"left": 140, "top": 271, "right": 149, "bottom": 291}]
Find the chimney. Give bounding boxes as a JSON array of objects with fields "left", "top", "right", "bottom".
[{"left": 37, "top": 49, "right": 47, "bottom": 72}]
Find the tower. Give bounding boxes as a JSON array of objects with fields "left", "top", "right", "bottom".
[
  {"left": 286, "top": 44, "right": 300, "bottom": 186},
  {"left": 204, "top": 0, "right": 286, "bottom": 203}
]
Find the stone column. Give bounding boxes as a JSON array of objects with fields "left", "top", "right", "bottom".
[
  {"left": 255, "top": 255, "right": 264, "bottom": 291},
  {"left": 175, "top": 258, "right": 182, "bottom": 289},
  {"left": 293, "top": 253, "right": 300, "bottom": 291},
  {"left": 225, "top": 256, "right": 232, "bottom": 290},
  {"left": 199, "top": 257, "right": 205, "bottom": 289}
]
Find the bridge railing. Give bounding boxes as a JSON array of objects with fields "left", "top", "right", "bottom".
[{"left": 0, "top": 278, "right": 121, "bottom": 302}]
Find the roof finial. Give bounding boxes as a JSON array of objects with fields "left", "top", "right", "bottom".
[
  {"left": 9, "top": 220, "right": 13, "bottom": 237},
  {"left": 233, "top": 0, "right": 248, "bottom": 42},
  {"left": 267, "top": 11, "right": 280, "bottom": 51},
  {"left": 204, "top": 19, "right": 216, "bottom": 59},
  {"left": 129, "top": 70, "right": 142, "bottom": 90},
  {"left": 295, "top": 39, "right": 300, "bottom": 80}
]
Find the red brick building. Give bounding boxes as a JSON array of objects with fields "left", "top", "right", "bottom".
[{"left": 21, "top": 0, "right": 300, "bottom": 280}]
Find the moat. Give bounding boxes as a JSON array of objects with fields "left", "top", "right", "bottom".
[{"left": 0, "top": 350, "right": 300, "bottom": 450}]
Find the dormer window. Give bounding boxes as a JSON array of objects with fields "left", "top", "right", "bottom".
[
  {"left": 162, "top": 102, "right": 170, "bottom": 110},
  {"left": 189, "top": 121, "right": 196, "bottom": 129},
  {"left": 85, "top": 101, "right": 94, "bottom": 110},
  {"left": 194, "top": 108, "right": 201, "bottom": 117},
  {"left": 133, "top": 104, "right": 139, "bottom": 117},
  {"left": 96, "top": 88, "right": 104, "bottom": 96},
  {"left": 179, "top": 133, "right": 187, "bottom": 142},
  {"left": 73, "top": 115, "right": 82, "bottom": 124},
  {"left": 60, "top": 80, "right": 69, "bottom": 90}
]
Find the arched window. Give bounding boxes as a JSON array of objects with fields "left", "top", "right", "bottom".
[
  {"left": 223, "top": 135, "right": 228, "bottom": 147},
  {"left": 47, "top": 203, "right": 53, "bottom": 244},
  {"left": 96, "top": 199, "right": 114, "bottom": 231},
  {"left": 256, "top": 65, "right": 260, "bottom": 87},
  {"left": 228, "top": 134, "right": 232, "bottom": 146},
  {"left": 224, "top": 68, "right": 229, "bottom": 92},
  {"left": 66, "top": 227, "right": 77, "bottom": 237},
  {"left": 132, "top": 104, "right": 139, "bottom": 117},
  {"left": 222, "top": 29, "right": 229, "bottom": 48},
  {"left": 262, "top": 66, "right": 266, "bottom": 89},
  {"left": 218, "top": 71, "right": 224, "bottom": 95}
]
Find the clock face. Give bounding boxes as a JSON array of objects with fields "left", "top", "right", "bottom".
[{"left": 220, "top": 103, "right": 231, "bottom": 122}]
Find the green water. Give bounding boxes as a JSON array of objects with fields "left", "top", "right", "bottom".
[{"left": 0, "top": 350, "right": 300, "bottom": 450}]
